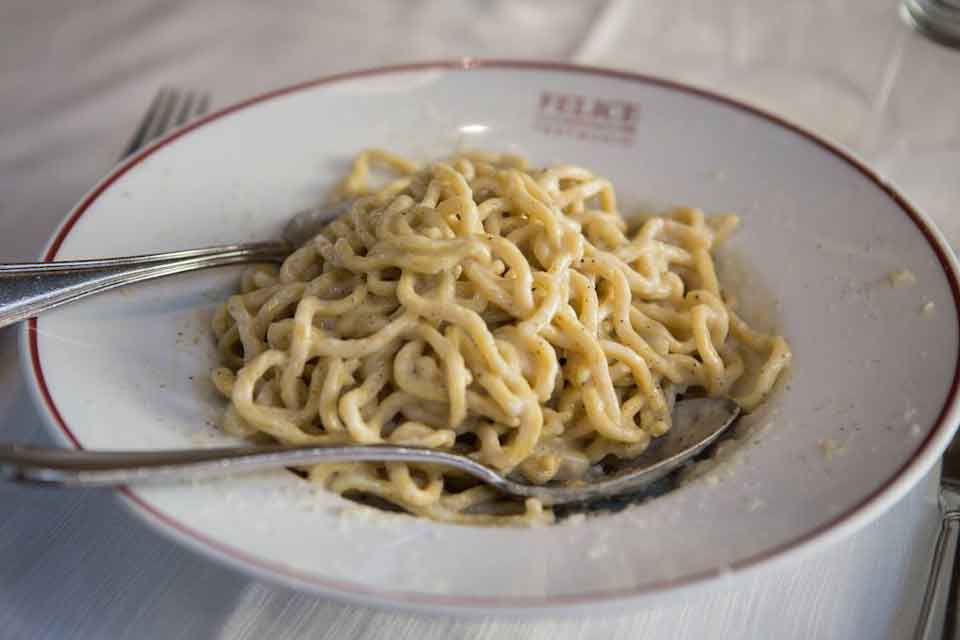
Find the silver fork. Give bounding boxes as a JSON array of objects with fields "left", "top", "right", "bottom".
[{"left": 0, "top": 89, "right": 289, "bottom": 329}]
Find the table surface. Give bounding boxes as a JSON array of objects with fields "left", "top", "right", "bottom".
[{"left": 1, "top": 1, "right": 959, "bottom": 638}]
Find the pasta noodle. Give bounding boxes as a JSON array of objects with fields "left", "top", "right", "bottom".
[{"left": 211, "top": 149, "right": 792, "bottom": 525}]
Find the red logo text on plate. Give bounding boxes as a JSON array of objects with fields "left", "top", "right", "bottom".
[{"left": 534, "top": 92, "right": 639, "bottom": 146}]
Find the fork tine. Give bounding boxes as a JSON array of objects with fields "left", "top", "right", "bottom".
[
  {"left": 120, "top": 89, "right": 212, "bottom": 161},
  {"left": 144, "top": 88, "right": 180, "bottom": 143},
  {"left": 172, "top": 91, "right": 196, "bottom": 127},
  {"left": 120, "top": 89, "right": 169, "bottom": 159},
  {"left": 194, "top": 93, "right": 211, "bottom": 119}
]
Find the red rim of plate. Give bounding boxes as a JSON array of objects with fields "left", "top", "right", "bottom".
[{"left": 23, "top": 59, "right": 960, "bottom": 610}]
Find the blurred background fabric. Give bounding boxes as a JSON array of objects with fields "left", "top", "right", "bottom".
[
  {"left": 2, "top": 0, "right": 958, "bottom": 261},
  {"left": 0, "top": 1, "right": 958, "bottom": 638}
]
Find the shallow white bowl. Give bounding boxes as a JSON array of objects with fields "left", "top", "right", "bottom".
[{"left": 20, "top": 60, "right": 960, "bottom": 615}]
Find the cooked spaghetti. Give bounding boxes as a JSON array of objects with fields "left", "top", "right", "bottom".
[{"left": 210, "top": 149, "right": 792, "bottom": 525}]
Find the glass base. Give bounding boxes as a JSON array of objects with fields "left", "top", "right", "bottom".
[{"left": 902, "top": 0, "right": 960, "bottom": 48}]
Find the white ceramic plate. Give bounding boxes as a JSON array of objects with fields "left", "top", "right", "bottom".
[{"left": 21, "top": 61, "right": 960, "bottom": 615}]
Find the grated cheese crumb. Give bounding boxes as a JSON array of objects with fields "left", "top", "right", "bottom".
[
  {"left": 888, "top": 269, "right": 917, "bottom": 288},
  {"left": 819, "top": 438, "right": 845, "bottom": 460}
]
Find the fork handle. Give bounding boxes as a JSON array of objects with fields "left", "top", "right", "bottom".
[{"left": 0, "top": 242, "right": 289, "bottom": 329}]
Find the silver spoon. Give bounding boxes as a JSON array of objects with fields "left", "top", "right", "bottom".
[
  {"left": 0, "top": 203, "right": 349, "bottom": 330},
  {"left": 0, "top": 397, "right": 738, "bottom": 505}
]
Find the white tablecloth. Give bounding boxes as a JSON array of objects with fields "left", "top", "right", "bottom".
[{"left": 2, "top": 1, "right": 959, "bottom": 638}]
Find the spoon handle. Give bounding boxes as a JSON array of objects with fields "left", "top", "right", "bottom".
[
  {"left": 0, "top": 443, "right": 505, "bottom": 489},
  {"left": 0, "top": 242, "right": 289, "bottom": 329}
]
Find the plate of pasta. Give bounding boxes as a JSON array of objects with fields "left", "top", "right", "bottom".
[{"left": 22, "top": 60, "right": 960, "bottom": 614}]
